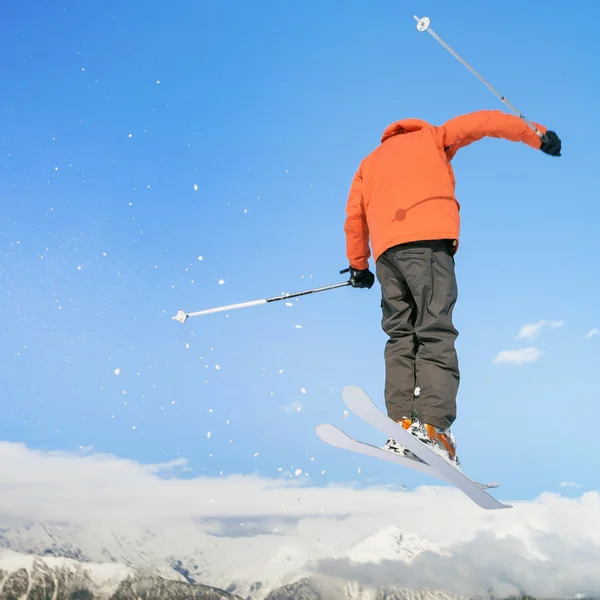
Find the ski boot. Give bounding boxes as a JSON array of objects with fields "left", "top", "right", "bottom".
[
  {"left": 383, "top": 418, "right": 412, "bottom": 454},
  {"left": 383, "top": 414, "right": 460, "bottom": 469},
  {"left": 383, "top": 418, "right": 426, "bottom": 463},
  {"left": 412, "top": 421, "right": 461, "bottom": 469}
]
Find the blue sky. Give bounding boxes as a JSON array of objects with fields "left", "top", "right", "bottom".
[{"left": 1, "top": 0, "right": 598, "bottom": 504}]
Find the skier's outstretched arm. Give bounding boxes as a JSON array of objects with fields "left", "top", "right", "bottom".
[
  {"left": 344, "top": 167, "right": 370, "bottom": 272},
  {"left": 438, "top": 110, "right": 560, "bottom": 159}
]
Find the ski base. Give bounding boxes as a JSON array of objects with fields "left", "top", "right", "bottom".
[
  {"left": 316, "top": 423, "right": 499, "bottom": 490},
  {"left": 317, "top": 385, "right": 510, "bottom": 511}
]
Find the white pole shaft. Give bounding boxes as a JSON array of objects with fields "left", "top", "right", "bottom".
[
  {"left": 172, "top": 281, "right": 351, "bottom": 324},
  {"left": 413, "top": 15, "right": 544, "bottom": 138},
  {"left": 186, "top": 299, "right": 266, "bottom": 317},
  {"left": 172, "top": 299, "right": 267, "bottom": 323}
]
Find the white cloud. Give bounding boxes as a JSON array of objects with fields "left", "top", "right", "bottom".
[
  {"left": 493, "top": 347, "right": 543, "bottom": 365},
  {"left": 516, "top": 320, "right": 546, "bottom": 340},
  {"left": 312, "top": 527, "right": 600, "bottom": 598},
  {"left": 1, "top": 441, "right": 600, "bottom": 598},
  {"left": 585, "top": 328, "right": 599, "bottom": 339},
  {"left": 560, "top": 481, "right": 581, "bottom": 488},
  {"left": 516, "top": 320, "right": 563, "bottom": 341}
]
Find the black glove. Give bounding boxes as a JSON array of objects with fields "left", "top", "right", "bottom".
[
  {"left": 540, "top": 130, "right": 561, "bottom": 156},
  {"left": 349, "top": 266, "right": 375, "bottom": 289}
]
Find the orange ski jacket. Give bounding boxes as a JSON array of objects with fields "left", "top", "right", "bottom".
[{"left": 344, "top": 110, "right": 547, "bottom": 270}]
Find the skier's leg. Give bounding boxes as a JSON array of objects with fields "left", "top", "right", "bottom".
[
  {"left": 375, "top": 250, "right": 417, "bottom": 423},
  {"left": 394, "top": 240, "right": 460, "bottom": 432}
]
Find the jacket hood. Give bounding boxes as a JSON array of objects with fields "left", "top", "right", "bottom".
[{"left": 381, "top": 118, "right": 433, "bottom": 143}]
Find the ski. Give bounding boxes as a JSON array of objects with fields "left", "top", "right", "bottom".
[
  {"left": 339, "top": 385, "right": 511, "bottom": 510},
  {"left": 316, "top": 423, "right": 499, "bottom": 490}
]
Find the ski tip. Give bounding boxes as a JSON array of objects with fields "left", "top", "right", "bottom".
[
  {"left": 341, "top": 384, "right": 365, "bottom": 399},
  {"left": 315, "top": 423, "right": 343, "bottom": 442},
  {"left": 315, "top": 423, "right": 330, "bottom": 437}
]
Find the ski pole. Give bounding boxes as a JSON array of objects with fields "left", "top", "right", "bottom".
[
  {"left": 172, "top": 271, "right": 352, "bottom": 324},
  {"left": 413, "top": 15, "right": 546, "bottom": 140}
]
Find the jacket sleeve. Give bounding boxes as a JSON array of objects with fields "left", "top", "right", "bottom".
[
  {"left": 438, "top": 110, "right": 547, "bottom": 160},
  {"left": 344, "top": 167, "right": 371, "bottom": 271}
]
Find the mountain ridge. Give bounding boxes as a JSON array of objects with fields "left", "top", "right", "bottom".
[{"left": 0, "top": 521, "right": 450, "bottom": 599}]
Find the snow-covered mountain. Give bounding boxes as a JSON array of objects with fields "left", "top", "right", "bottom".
[
  {"left": 344, "top": 526, "right": 449, "bottom": 564},
  {"left": 0, "top": 521, "right": 455, "bottom": 600},
  {"left": 0, "top": 549, "right": 241, "bottom": 599}
]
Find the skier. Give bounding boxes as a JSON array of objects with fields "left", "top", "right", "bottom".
[{"left": 343, "top": 110, "right": 561, "bottom": 466}]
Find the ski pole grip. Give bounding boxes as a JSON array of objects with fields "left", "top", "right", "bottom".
[{"left": 339, "top": 267, "right": 350, "bottom": 275}]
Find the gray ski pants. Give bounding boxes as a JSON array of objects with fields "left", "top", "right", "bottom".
[{"left": 375, "top": 239, "right": 459, "bottom": 430}]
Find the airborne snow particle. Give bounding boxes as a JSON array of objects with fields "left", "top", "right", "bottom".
[
  {"left": 156, "top": 80, "right": 161, "bottom": 84},
  {"left": 285, "top": 302, "right": 293, "bottom": 307},
  {"left": 278, "top": 370, "right": 284, "bottom": 374},
  {"left": 185, "top": 343, "right": 190, "bottom": 349},
  {"left": 207, "top": 432, "right": 211, "bottom": 439},
  {"left": 300, "top": 388, "right": 307, "bottom": 394},
  {"left": 198, "top": 256, "right": 203, "bottom": 261},
  {"left": 295, "top": 325, "right": 302, "bottom": 329},
  {"left": 128, "top": 133, "right": 133, "bottom": 138},
  {"left": 132, "top": 426, "right": 136, "bottom": 430},
  {"left": 294, "top": 469, "right": 302, "bottom": 476},
  {"left": 218, "top": 279, "right": 225, "bottom": 285},
  {"left": 253, "top": 452, "right": 259, "bottom": 457},
  {"left": 114, "top": 368, "right": 120, "bottom": 375},
  {"left": 215, "top": 365, "right": 221, "bottom": 370},
  {"left": 194, "top": 184, "right": 199, "bottom": 191},
  {"left": 321, "top": 470, "right": 326, "bottom": 475},
  {"left": 343, "top": 410, "right": 349, "bottom": 419},
  {"left": 357, "top": 467, "right": 361, "bottom": 474}
]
